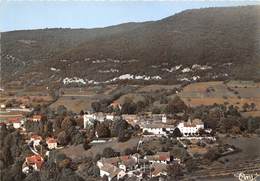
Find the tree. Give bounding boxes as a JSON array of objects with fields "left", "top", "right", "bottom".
[
  {"left": 95, "top": 122, "right": 111, "bottom": 138},
  {"left": 91, "top": 102, "right": 101, "bottom": 112},
  {"left": 61, "top": 117, "right": 75, "bottom": 131},
  {"left": 57, "top": 105, "right": 67, "bottom": 116},
  {"left": 165, "top": 96, "right": 187, "bottom": 114},
  {"left": 170, "top": 128, "right": 183, "bottom": 138},
  {"left": 242, "top": 103, "right": 250, "bottom": 112},
  {"left": 83, "top": 139, "right": 91, "bottom": 150},
  {"left": 152, "top": 107, "right": 161, "bottom": 114},
  {"left": 121, "top": 98, "right": 137, "bottom": 114},
  {"left": 167, "top": 163, "right": 183, "bottom": 179},
  {"left": 118, "top": 129, "right": 131, "bottom": 142},
  {"left": 57, "top": 131, "right": 69, "bottom": 145},
  {"left": 111, "top": 119, "right": 132, "bottom": 137},
  {"left": 204, "top": 148, "right": 220, "bottom": 161},
  {"left": 79, "top": 110, "right": 84, "bottom": 116}
]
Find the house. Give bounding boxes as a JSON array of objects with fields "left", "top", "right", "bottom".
[
  {"left": 32, "top": 115, "right": 42, "bottom": 122},
  {"left": 145, "top": 152, "right": 171, "bottom": 164},
  {"left": 106, "top": 114, "right": 115, "bottom": 121},
  {"left": 30, "top": 135, "right": 42, "bottom": 146},
  {"left": 46, "top": 137, "right": 57, "bottom": 149},
  {"left": 0, "top": 104, "right": 6, "bottom": 109},
  {"left": 151, "top": 163, "right": 168, "bottom": 178},
  {"left": 122, "top": 114, "right": 139, "bottom": 125},
  {"left": 141, "top": 123, "right": 175, "bottom": 136},
  {"left": 8, "top": 117, "right": 23, "bottom": 129},
  {"left": 97, "top": 155, "right": 139, "bottom": 180},
  {"left": 177, "top": 119, "right": 204, "bottom": 136},
  {"left": 83, "top": 113, "right": 96, "bottom": 128},
  {"left": 110, "top": 101, "right": 122, "bottom": 110},
  {"left": 24, "top": 155, "right": 44, "bottom": 172},
  {"left": 99, "top": 163, "right": 126, "bottom": 181}
]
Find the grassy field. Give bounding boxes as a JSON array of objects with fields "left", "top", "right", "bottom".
[
  {"left": 60, "top": 137, "right": 140, "bottom": 161},
  {"left": 0, "top": 85, "right": 53, "bottom": 106},
  {"left": 49, "top": 81, "right": 260, "bottom": 115},
  {"left": 50, "top": 85, "right": 118, "bottom": 112},
  {"left": 179, "top": 81, "right": 260, "bottom": 116}
]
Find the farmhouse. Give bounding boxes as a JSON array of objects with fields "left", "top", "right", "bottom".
[
  {"left": 177, "top": 119, "right": 204, "bottom": 136},
  {"left": 122, "top": 114, "right": 139, "bottom": 125},
  {"left": 97, "top": 154, "right": 139, "bottom": 181},
  {"left": 46, "top": 137, "right": 58, "bottom": 150},
  {"left": 32, "top": 115, "right": 42, "bottom": 122},
  {"left": 83, "top": 113, "right": 96, "bottom": 127},
  {"left": 110, "top": 101, "right": 122, "bottom": 110},
  {"left": 144, "top": 152, "right": 171, "bottom": 164},
  {"left": 98, "top": 163, "right": 125, "bottom": 181},
  {"left": 8, "top": 117, "right": 23, "bottom": 129},
  {"left": 151, "top": 163, "right": 168, "bottom": 178},
  {"left": 24, "top": 155, "right": 44, "bottom": 172},
  {"left": 30, "top": 135, "right": 42, "bottom": 146}
]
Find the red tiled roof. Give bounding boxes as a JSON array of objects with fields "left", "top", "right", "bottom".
[
  {"left": 0, "top": 122, "right": 6, "bottom": 126},
  {"left": 26, "top": 155, "right": 44, "bottom": 169},
  {"left": 8, "top": 117, "right": 21, "bottom": 123}
]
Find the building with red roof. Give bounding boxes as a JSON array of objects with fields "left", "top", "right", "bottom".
[
  {"left": 46, "top": 137, "right": 57, "bottom": 149},
  {"left": 25, "top": 155, "right": 44, "bottom": 171}
]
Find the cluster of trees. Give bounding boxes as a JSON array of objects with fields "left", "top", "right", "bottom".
[
  {"left": 0, "top": 125, "right": 30, "bottom": 181},
  {"left": 192, "top": 104, "right": 260, "bottom": 135}
]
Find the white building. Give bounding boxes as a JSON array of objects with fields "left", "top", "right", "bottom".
[
  {"left": 106, "top": 114, "right": 114, "bottom": 121},
  {"left": 177, "top": 119, "right": 204, "bottom": 136},
  {"left": 162, "top": 114, "right": 167, "bottom": 123},
  {"left": 141, "top": 123, "right": 175, "bottom": 136},
  {"left": 30, "top": 135, "right": 42, "bottom": 146},
  {"left": 145, "top": 152, "right": 171, "bottom": 164},
  {"left": 32, "top": 115, "right": 42, "bottom": 122},
  {"left": 8, "top": 117, "right": 24, "bottom": 129},
  {"left": 83, "top": 113, "right": 96, "bottom": 128},
  {"left": 97, "top": 161, "right": 126, "bottom": 181}
]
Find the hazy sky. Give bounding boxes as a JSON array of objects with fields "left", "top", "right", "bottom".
[{"left": 0, "top": 1, "right": 259, "bottom": 32}]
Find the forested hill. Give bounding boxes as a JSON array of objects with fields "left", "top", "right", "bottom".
[{"left": 2, "top": 6, "right": 260, "bottom": 87}]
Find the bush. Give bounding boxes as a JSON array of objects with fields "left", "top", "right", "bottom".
[{"left": 102, "top": 147, "right": 119, "bottom": 158}]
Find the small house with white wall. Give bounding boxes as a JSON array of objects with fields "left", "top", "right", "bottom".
[
  {"left": 145, "top": 152, "right": 171, "bottom": 164},
  {"left": 46, "top": 137, "right": 57, "bottom": 150},
  {"left": 30, "top": 135, "right": 42, "bottom": 146},
  {"left": 32, "top": 115, "right": 42, "bottom": 122}
]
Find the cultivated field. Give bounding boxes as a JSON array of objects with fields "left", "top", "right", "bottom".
[{"left": 179, "top": 81, "right": 260, "bottom": 116}]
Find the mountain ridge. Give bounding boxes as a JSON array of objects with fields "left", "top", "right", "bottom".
[{"left": 1, "top": 5, "right": 260, "bottom": 87}]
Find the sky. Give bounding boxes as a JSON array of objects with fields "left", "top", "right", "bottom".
[{"left": 0, "top": 1, "right": 259, "bottom": 32}]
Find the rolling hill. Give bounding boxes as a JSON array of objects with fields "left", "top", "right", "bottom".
[{"left": 1, "top": 5, "right": 260, "bottom": 88}]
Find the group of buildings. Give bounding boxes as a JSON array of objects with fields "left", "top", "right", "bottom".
[
  {"left": 83, "top": 111, "right": 210, "bottom": 137},
  {"left": 97, "top": 152, "right": 179, "bottom": 181}
]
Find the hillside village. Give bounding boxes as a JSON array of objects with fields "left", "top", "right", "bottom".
[
  {"left": 1, "top": 83, "right": 260, "bottom": 181},
  {"left": 1, "top": 4, "right": 260, "bottom": 181}
]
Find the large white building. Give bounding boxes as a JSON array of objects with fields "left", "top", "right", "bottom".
[{"left": 177, "top": 119, "right": 204, "bottom": 136}]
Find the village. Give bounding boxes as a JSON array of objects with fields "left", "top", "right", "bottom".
[{"left": 2, "top": 92, "right": 259, "bottom": 181}]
